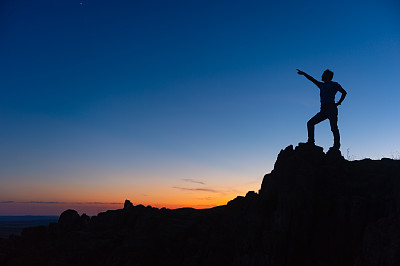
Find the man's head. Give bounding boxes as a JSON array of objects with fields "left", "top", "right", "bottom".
[{"left": 322, "top": 69, "right": 333, "bottom": 82}]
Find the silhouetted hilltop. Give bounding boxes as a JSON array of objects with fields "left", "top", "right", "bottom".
[{"left": 1, "top": 144, "right": 400, "bottom": 266}]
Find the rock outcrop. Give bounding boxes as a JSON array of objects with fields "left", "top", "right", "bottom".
[{"left": 1, "top": 144, "right": 400, "bottom": 266}]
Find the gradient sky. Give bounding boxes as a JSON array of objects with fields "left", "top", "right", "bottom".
[{"left": 1, "top": 0, "right": 399, "bottom": 215}]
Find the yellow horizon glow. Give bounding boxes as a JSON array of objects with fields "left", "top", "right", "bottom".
[
  {"left": 1, "top": 159, "right": 266, "bottom": 216},
  {"left": 0, "top": 192, "right": 244, "bottom": 216}
]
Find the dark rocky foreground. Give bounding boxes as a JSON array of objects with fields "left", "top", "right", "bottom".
[{"left": 1, "top": 143, "right": 400, "bottom": 266}]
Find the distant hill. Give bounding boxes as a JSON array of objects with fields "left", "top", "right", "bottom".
[
  {"left": 0, "top": 216, "right": 58, "bottom": 239},
  {"left": 1, "top": 143, "right": 400, "bottom": 266}
]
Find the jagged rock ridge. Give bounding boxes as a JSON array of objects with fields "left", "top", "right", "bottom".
[{"left": 1, "top": 144, "right": 400, "bottom": 266}]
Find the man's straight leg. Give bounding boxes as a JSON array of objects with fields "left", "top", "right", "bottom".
[
  {"left": 328, "top": 107, "right": 340, "bottom": 148},
  {"left": 307, "top": 111, "right": 327, "bottom": 144}
]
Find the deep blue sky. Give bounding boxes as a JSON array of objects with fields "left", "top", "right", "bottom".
[{"left": 1, "top": 0, "right": 399, "bottom": 214}]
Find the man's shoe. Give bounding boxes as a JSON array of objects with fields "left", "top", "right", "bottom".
[
  {"left": 327, "top": 145, "right": 344, "bottom": 159},
  {"left": 329, "top": 145, "right": 340, "bottom": 151},
  {"left": 334, "top": 143, "right": 340, "bottom": 149},
  {"left": 306, "top": 140, "right": 315, "bottom": 146}
]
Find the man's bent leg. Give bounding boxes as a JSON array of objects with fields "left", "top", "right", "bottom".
[{"left": 307, "top": 112, "right": 326, "bottom": 144}]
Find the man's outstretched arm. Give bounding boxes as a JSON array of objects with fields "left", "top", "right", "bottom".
[
  {"left": 296, "top": 69, "right": 320, "bottom": 87},
  {"left": 336, "top": 86, "right": 347, "bottom": 106}
]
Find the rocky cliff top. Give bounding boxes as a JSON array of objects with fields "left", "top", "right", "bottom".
[{"left": 2, "top": 143, "right": 400, "bottom": 266}]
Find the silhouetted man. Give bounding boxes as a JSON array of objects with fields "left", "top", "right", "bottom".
[{"left": 297, "top": 69, "right": 347, "bottom": 150}]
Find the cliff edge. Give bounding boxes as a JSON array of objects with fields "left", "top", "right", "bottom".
[{"left": 1, "top": 144, "right": 400, "bottom": 266}]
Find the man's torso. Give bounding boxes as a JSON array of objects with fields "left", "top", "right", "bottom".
[{"left": 318, "top": 81, "right": 341, "bottom": 105}]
